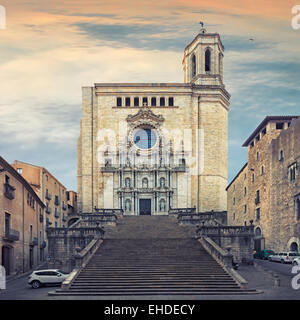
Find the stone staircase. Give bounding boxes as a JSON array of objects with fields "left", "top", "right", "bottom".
[{"left": 52, "top": 216, "right": 257, "bottom": 296}]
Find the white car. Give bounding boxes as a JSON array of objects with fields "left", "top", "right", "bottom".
[
  {"left": 269, "top": 252, "right": 300, "bottom": 264},
  {"left": 293, "top": 257, "right": 300, "bottom": 266},
  {"left": 28, "top": 269, "right": 69, "bottom": 289}
]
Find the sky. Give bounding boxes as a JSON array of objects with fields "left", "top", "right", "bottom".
[{"left": 0, "top": 0, "right": 299, "bottom": 191}]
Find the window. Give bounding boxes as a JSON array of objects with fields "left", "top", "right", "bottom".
[
  {"left": 125, "top": 97, "right": 131, "bottom": 107},
  {"left": 256, "top": 152, "right": 259, "bottom": 161},
  {"left": 289, "top": 164, "right": 297, "bottom": 181},
  {"left": 30, "top": 225, "right": 33, "bottom": 241},
  {"left": 117, "top": 97, "right": 122, "bottom": 107},
  {"left": 205, "top": 49, "right": 211, "bottom": 72},
  {"left": 160, "top": 97, "right": 165, "bottom": 106},
  {"left": 168, "top": 97, "right": 174, "bottom": 106},
  {"left": 256, "top": 208, "right": 260, "bottom": 220},
  {"left": 255, "top": 135, "right": 260, "bottom": 142},
  {"left": 134, "top": 97, "right": 139, "bottom": 107},
  {"left": 255, "top": 190, "right": 260, "bottom": 204},
  {"left": 151, "top": 97, "right": 156, "bottom": 106},
  {"left": 5, "top": 213, "right": 11, "bottom": 235},
  {"left": 250, "top": 141, "right": 254, "bottom": 148},
  {"left": 262, "top": 128, "right": 267, "bottom": 136},
  {"left": 279, "top": 150, "right": 284, "bottom": 161},
  {"left": 252, "top": 173, "right": 255, "bottom": 183},
  {"left": 142, "top": 97, "right": 148, "bottom": 107},
  {"left": 261, "top": 166, "right": 264, "bottom": 176},
  {"left": 276, "top": 122, "right": 284, "bottom": 130},
  {"left": 191, "top": 54, "right": 196, "bottom": 77},
  {"left": 296, "top": 198, "right": 300, "bottom": 221},
  {"left": 233, "top": 197, "right": 235, "bottom": 205},
  {"left": 134, "top": 128, "right": 157, "bottom": 149},
  {"left": 244, "top": 205, "right": 247, "bottom": 214},
  {"left": 244, "top": 187, "right": 247, "bottom": 197}
]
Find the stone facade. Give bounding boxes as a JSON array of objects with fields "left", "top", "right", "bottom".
[
  {"left": 227, "top": 116, "right": 300, "bottom": 252},
  {"left": 0, "top": 156, "right": 45, "bottom": 276},
  {"left": 77, "top": 30, "right": 230, "bottom": 215},
  {"left": 12, "top": 160, "right": 69, "bottom": 258}
]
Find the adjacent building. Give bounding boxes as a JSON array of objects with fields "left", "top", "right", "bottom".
[
  {"left": 0, "top": 156, "right": 45, "bottom": 276},
  {"left": 77, "top": 28, "right": 230, "bottom": 215},
  {"left": 12, "top": 161, "right": 69, "bottom": 233},
  {"left": 227, "top": 116, "right": 300, "bottom": 253}
]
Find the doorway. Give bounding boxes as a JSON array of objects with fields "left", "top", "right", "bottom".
[
  {"left": 1, "top": 246, "right": 11, "bottom": 275},
  {"left": 139, "top": 199, "right": 151, "bottom": 215}
]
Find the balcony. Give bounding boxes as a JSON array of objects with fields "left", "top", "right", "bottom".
[
  {"left": 62, "top": 214, "right": 67, "bottom": 222},
  {"left": 45, "top": 206, "right": 51, "bottom": 214},
  {"left": 54, "top": 197, "right": 60, "bottom": 206},
  {"left": 45, "top": 191, "right": 51, "bottom": 200},
  {"left": 40, "top": 240, "right": 47, "bottom": 249},
  {"left": 30, "top": 237, "right": 38, "bottom": 246},
  {"left": 4, "top": 183, "right": 15, "bottom": 200},
  {"left": 62, "top": 203, "right": 67, "bottom": 211},
  {"left": 54, "top": 210, "right": 60, "bottom": 218},
  {"left": 39, "top": 213, "right": 44, "bottom": 223},
  {"left": 4, "top": 229, "right": 20, "bottom": 242}
]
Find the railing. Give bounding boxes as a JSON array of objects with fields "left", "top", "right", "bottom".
[
  {"left": 46, "top": 206, "right": 51, "bottom": 214},
  {"left": 39, "top": 213, "right": 44, "bottom": 223},
  {"left": 199, "top": 236, "right": 233, "bottom": 267},
  {"left": 168, "top": 208, "right": 196, "bottom": 215},
  {"left": 198, "top": 236, "right": 248, "bottom": 289},
  {"left": 40, "top": 240, "right": 47, "bottom": 249},
  {"left": 196, "top": 225, "right": 254, "bottom": 238},
  {"left": 54, "top": 210, "right": 60, "bottom": 218},
  {"left": 62, "top": 203, "right": 67, "bottom": 211},
  {"left": 4, "top": 229, "right": 20, "bottom": 241},
  {"left": 79, "top": 213, "right": 118, "bottom": 227},
  {"left": 45, "top": 191, "right": 51, "bottom": 200},
  {"left": 4, "top": 183, "right": 15, "bottom": 200}
]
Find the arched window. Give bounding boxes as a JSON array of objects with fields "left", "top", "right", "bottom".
[
  {"left": 142, "top": 178, "right": 148, "bottom": 188},
  {"left": 159, "top": 199, "right": 166, "bottom": 211},
  {"left": 125, "top": 177, "right": 131, "bottom": 188},
  {"left": 125, "top": 199, "right": 131, "bottom": 212},
  {"left": 205, "top": 48, "right": 211, "bottom": 72},
  {"left": 159, "top": 177, "right": 166, "bottom": 188},
  {"left": 191, "top": 54, "right": 196, "bottom": 77}
]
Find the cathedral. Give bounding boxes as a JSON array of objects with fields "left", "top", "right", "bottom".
[{"left": 77, "top": 27, "right": 230, "bottom": 215}]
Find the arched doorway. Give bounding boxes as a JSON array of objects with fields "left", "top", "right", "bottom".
[
  {"left": 290, "top": 242, "right": 298, "bottom": 252},
  {"left": 1, "top": 246, "right": 11, "bottom": 275}
]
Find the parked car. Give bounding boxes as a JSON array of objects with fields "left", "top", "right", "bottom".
[
  {"left": 292, "top": 257, "right": 300, "bottom": 266},
  {"left": 268, "top": 252, "right": 300, "bottom": 264},
  {"left": 28, "top": 269, "right": 69, "bottom": 289},
  {"left": 254, "top": 250, "right": 275, "bottom": 260}
]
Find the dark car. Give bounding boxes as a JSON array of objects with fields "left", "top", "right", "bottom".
[{"left": 254, "top": 250, "right": 275, "bottom": 260}]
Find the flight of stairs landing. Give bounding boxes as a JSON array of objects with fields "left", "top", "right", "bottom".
[{"left": 53, "top": 216, "right": 257, "bottom": 296}]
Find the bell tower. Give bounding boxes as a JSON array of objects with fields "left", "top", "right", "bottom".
[{"left": 182, "top": 25, "right": 224, "bottom": 86}]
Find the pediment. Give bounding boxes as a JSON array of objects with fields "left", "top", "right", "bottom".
[{"left": 126, "top": 108, "right": 164, "bottom": 124}]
